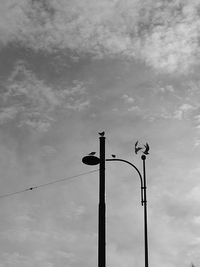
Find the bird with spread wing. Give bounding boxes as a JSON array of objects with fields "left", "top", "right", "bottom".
[
  {"left": 134, "top": 141, "right": 143, "bottom": 154},
  {"left": 143, "top": 143, "right": 150, "bottom": 155}
]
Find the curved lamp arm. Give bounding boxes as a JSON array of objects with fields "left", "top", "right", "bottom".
[{"left": 106, "top": 158, "right": 144, "bottom": 206}]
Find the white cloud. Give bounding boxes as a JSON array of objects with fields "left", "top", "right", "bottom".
[
  {"left": 157, "top": 85, "right": 175, "bottom": 93},
  {"left": 194, "top": 114, "right": 200, "bottom": 123},
  {"left": 165, "top": 85, "right": 174, "bottom": 93},
  {"left": 173, "top": 103, "right": 195, "bottom": 120},
  {"left": 187, "top": 186, "right": 200, "bottom": 202},
  {"left": 179, "top": 103, "right": 195, "bottom": 111},
  {"left": 193, "top": 216, "right": 200, "bottom": 225},
  {"left": 127, "top": 105, "right": 140, "bottom": 112},
  {"left": 65, "top": 99, "right": 90, "bottom": 111},
  {"left": 0, "top": 106, "right": 19, "bottom": 124},
  {"left": 194, "top": 139, "right": 200, "bottom": 147},
  {"left": 141, "top": 21, "right": 199, "bottom": 73},
  {"left": 107, "top": 243, "right": 135, "bottom": 267},
  {"left": 0, "top": 1, "right": 200, "bottom": 73},
  {"left": 122, "top": 94, "right": 135, "bottom": 104}
]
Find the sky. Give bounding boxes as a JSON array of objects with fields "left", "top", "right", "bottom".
[{"left": 1, "top": 0, "right": 200, "bottom": 266}]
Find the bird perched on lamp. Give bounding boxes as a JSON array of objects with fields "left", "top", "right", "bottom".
[
  {"left": 143, "top": 143, "right": 150, "bottom": 155},
  {"left": 88, "top": 152, "right": 96, "bottom": 155},
  {"left": 135, "top": 141, "right": 143, "bottom": 154}
]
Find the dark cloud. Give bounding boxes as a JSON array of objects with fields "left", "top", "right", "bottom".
[{"left": 0, "top": 60, "right": 90, "bottom": 131}]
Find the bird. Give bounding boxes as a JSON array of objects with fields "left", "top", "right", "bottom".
[
  {"left": 135, "top": 141, "right": 143, "bottom": 154},
  {"left": 111, "top": 154, "right": 116, "bottom": 158},
  {"left": 88, "top": 152, "right": 96, "bottom": 155},
  {"left": 143, "top": 143, "right": 150, "bottom": 155},
  {"left": 98, "top": 131, "right": 105, "bottom": 137},
  {"left": 29, "top": 187, "right": 37, "bottom": 190}
]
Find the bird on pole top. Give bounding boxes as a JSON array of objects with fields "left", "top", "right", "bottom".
[
  {"left": 98, "top": 131, "right": 105, "bottom": 137},
  {"left": 143, "top": 143, "right": 150, "bottom": 155},
  {"left": 135, "top": 141, "right": 143, "bottom": 154}
]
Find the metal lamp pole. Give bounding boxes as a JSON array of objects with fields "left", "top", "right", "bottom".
[
  {"left": 99, "top": 135, "right": 106, "bottom": 267},
  {"left": 82, "top": 134, "right": 106, "bottom": 267},
  {"left": 142, "top": 154, "right": 149, "bottom": 267},
  {"left": 82, "top": 133, "right": 149, "bottom": 267},
  {"left": 106, "top": 155, "right": 149, "bottom": 267}
]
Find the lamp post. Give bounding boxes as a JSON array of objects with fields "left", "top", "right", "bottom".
[
  {"left": 82, "top": 133, "right": 149, "bottom": 267},
  {"left": 82, "top": 134, "right": 106, "bottom": 267}
]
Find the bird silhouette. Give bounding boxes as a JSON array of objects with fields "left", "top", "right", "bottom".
[
  {"left": 88, "top": 152, "right": 96, "bottom": 155},
  {"left": 98, "top": 131, "right": 105, "bottom": 137},
  {"left": 111, "top": 154, "right": 116, "bottom": 158},
  {"left": 143, "top": 143, "right": 150, "bottom": 155},
  {"left": 135, "top": 141, "right": 143, "bottom": 154},
  {"left": 29, "top": 187, "right": 37, "bottom": 190}
]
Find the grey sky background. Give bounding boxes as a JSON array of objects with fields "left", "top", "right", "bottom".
[{"left": 0, "top": 0, "right": 200, "bottom": 266}]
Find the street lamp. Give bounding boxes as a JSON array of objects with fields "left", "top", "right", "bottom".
[{"left": 82, "top": 133, "right": 149, "bottom": 267}]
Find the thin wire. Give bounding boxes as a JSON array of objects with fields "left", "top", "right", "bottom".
[{"left": 0, "top": 169, "right": 99, "bottom": 199}]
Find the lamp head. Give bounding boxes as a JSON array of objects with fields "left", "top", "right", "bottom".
[{"left": 82, "top": 155, "right": 100, "bottom": 165}]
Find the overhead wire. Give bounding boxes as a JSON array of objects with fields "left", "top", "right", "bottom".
[
  {"left": 0, "top": 151, "right": 141, "bottom": 200},
  {"left": 0, "top": 169, "right": 99, "bottom": 199}
]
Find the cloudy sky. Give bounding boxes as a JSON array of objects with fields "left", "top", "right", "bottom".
[{"left": 1, "top": 0, "right": 200, "bottom": 266}]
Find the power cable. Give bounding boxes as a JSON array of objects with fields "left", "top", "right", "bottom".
[
  {"left": 0, "top": 169, "right": 99, "bottom": 199},
  {"left": 0, "top": 152, "right": 140, "bottom": 200}
]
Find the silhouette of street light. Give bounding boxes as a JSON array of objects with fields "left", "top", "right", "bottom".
[
  {"left": 82, "top": 155, "right": 100, "bottom": 165},
  {"left": 82, "top": 132, "right": 149, "bottom": 267}
]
